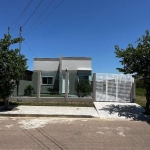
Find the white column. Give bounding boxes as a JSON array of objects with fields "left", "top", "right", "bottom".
[
  {"left": 65, "top": 71, "right": 69, "bottom": 101},
  {"left": 106, "top": 74, "right": 108, "bottom": 101},
  {"left": 37, "top": 71, "right": 41, "bottom": 100}
]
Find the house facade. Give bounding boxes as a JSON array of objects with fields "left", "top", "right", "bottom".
[{"left": 33, "top": 56, "right": 92, "bottom": 95}]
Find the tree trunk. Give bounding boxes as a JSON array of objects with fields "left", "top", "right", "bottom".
[
  {"left": 3, "top": 98, "right": 9, "bottom": 110},
  {"left": 144, "top": 81, "right": 150, "bottom": 114},
  {"left": 145, "top": 93, "right": 150, "bottom": 114}
]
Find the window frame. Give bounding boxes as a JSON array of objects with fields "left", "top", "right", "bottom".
[
  {"left": 78, "top": 75, "right": 89, "bottom": 83},
  {"left": 41, "top": 76, "right": 54, "bottom": 85}
]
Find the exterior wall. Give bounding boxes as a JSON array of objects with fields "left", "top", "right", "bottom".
[
  {"left": 62, "top": 59, "right": 91, "bottom": 71},
  {"left": 33, "top": 70, "right": 91, "bottom": 95},
  {"left": 41, "top": 71, "right": 59, "bottom": 94},
  {"left": 13, "top": 80, "right": 33, "bottom": 96},
  {"left": 33, "top": 57, "right": 92, "bottom": 95},
  {"left": 34, "top": 58, "right": 59, "bottom": 71},
  {"left": 65, "top": 70, "right": 92, "bottom": 95},
  {"left": 67, "top": 71, "right": 78, "bottom": 95},
  {"left": 32, "top": 71, "right": 38, "bottom": 94},
  {"left": 10, "top": 97, "right": 94, "bottom": 102}
]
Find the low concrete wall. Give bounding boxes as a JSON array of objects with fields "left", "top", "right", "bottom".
[
  {"left": 13, "top": 80, "right": 33, "bottom": 96},
  {"left": 66, "top": 98, "right": 93, "bottom": 102},
  {"left": 10, "top": 97, "right": 94, "bottom": 102}
]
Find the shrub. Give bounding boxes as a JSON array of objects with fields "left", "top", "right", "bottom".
[
  {"left": 47, "top": 87, "right": 58, "bottom": 95},
  {"left": 24, "top": 85, "right": 34, "bottom": 96},
  {"left": 75, "top": 80, "right": 92, "bottom": 97},
  {"left": 75, "top": 80, "right": 81, "bottom": 97}
]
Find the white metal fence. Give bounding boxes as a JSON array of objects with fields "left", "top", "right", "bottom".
[{"left": 96, "top": 73, "right": 134, "bottom": 102}]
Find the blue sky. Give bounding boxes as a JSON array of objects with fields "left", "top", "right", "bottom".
[{"left": 0, "top": 0, "right": 150, "bottom": 73}]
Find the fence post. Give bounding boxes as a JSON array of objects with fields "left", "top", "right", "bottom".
[
  {"left": 65, "top": 71, "right": 69, "bottom": 101},
  {"left": 116, "top": 75, "right": 118, "bottom": 101},
  {"left": 131, "top": 82, "right": 136, "bottom": 103},
  {"left": 59, "top": 55, "right": 62, "bottom": 94},
  {"left": 106, "top": 74, "right": 108, "bottom": 101},
  {"left": 37, "top": 71, "right": 41, "bottom": 100},
  {"left": 93, "top": 73, "right": 96, "bottom": 101}
]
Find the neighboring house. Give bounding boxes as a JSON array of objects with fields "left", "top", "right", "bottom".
[{"left": 32, "top": 56, "right": 92, "bottom": 95}]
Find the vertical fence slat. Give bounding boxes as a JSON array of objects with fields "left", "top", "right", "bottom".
[
  {"left": 116, "top": 75, "right": 118, "bottom": 101},
  {"left": 132, "top": 82, "right": 136, "bottom": 103},
  {"left": 93, "top": 73, "right": 96, "bottom": 101},
  {"left": 106, "top": 74, "right": 108, "bottom": 101}
]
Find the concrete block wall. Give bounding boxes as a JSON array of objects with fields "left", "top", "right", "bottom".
[{"left": 13, "top": 80, "right": 33, "bottom": 96}]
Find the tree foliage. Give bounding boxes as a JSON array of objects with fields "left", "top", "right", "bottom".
[
  {"left": 135, "top": 80, "right": 145, "bottom": 89},
  {"left": 0, "top": 34, "right": 27, "bottom": 109},
  {"left": 115, "top": 30, "right": 150, "bottom": 114}
]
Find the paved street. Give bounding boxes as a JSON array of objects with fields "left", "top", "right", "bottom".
[{"left": 0, "top": 117, "right": 149, "bottom": 150}]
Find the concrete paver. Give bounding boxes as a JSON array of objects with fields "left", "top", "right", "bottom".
[{"left": 94, "top": 102, "right": 150, "bottom": 121}]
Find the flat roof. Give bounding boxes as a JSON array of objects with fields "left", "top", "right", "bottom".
[
  {"left": 34, "top": 57, "right": 91, "bottom": 61},
  {"left": 34, "top": 58, "right": 59, "bottom": 61}
]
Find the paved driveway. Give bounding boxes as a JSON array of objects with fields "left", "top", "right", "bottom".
[{"left": 94, "top": 102, "right": 150, "bottom": 122}]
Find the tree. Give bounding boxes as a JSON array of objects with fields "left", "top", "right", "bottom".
[
  {"left": 115, "top": 30, "right": 150, "bottom": 114},
  {"left": 0, "top": 34, "right": 27, "bottom": 109}
]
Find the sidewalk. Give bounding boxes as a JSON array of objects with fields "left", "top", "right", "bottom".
[
  {"left": 0, "top": 103, "right": 150, "bottom": 121},
  {"left": 0, "top": 105, "right": 99, "bottom": 118}
]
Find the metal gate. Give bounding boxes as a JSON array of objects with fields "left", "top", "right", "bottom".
[{"left": 96, "top": 73, "right": 134, "bottom": 102}]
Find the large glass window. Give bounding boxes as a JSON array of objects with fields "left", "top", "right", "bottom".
[
  {"left": 42, "top": 76, "right": 53, "bottom": 85},
  {"left": 79, "top": 76, "right": 89, "bottom": 82}
]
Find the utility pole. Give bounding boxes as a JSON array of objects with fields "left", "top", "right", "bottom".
[
  {"left": 19, "top": 27, "right": 22, "bottom": 54},
  {"left": 8, "top": 26, "right": 10, "bottom": 35},
  {"left": 16, "top": 27, "right": 22, "bottom": 96}
]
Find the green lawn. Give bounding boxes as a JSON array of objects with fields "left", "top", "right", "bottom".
[
  {"left": 0, "top": 99, "right": 94, "bottom": 107},
  {"left": 136, "top": 88, "right": 146, "bottom": 109},
  {"left": 136, "top": 88, "right": 146, "bottom": 96},
  {"left": 136, "top": 96, "right": 146, "bottom": 109}
]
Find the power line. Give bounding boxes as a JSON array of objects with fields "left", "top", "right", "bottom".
[
  {"left": 22, "top": 0, "right": 44, "bottom": 28},
  {"left": 24, "top": 0, "right": 55, "bottom": 35},
  {"left": 10, "top": 0, "right": 33, "bottom": 33},
  {"left": 24, "top": 0, "right": 64, "bottom": 36},
  {"left": 23, "top": 41, "right": 37, "bottom": 57}
]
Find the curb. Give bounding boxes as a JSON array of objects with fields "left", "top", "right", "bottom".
[{"left": 0, "top": 114, "right": 96, "bottom": 118}]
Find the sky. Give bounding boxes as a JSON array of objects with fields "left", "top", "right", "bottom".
[{"left": 0, "top": 0, "right": 150, "bottom": 73}]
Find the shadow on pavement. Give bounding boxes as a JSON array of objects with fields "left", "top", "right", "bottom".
[
  {"left": 99, "top": 104, "right": 150, "bottom": 124},
  {"left": 0, "top": 101, "right": 19, "bottom": 112}
]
